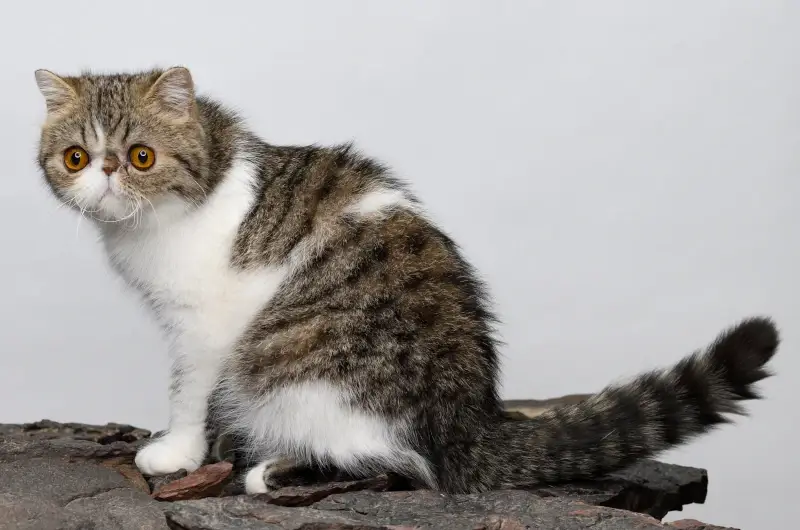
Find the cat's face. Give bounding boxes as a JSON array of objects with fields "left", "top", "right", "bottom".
[{"left": 34, "top": 67, "right": 209, "bottom": 223}]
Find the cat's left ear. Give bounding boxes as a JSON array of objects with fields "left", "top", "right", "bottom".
[
  {"left": 145, "top": 66, "right": 195, "bottom": 119},
  {"left": 34, "top": 69, "right": 78, "bottom": 115}
]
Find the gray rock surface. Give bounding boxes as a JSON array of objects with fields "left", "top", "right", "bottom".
[
  {"left": 0, "top": 453, "right": 166, "bottom": 530},
  {"left": 0, "top": 417, "right": 738, "bottom": 530},
  {"left": 165, "top": 491, "right": 687, "bottom": 530},
  {"left": 522, "top": 459, "right": 708, "bottom": 520}
]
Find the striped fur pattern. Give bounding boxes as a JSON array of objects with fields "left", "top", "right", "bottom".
[{"left": 34, "top": 67, "right": 780, "bottom": 494}]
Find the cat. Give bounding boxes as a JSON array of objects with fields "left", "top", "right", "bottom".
[{"left": 34, "top": 66, "right": 780, "bottom": 494}]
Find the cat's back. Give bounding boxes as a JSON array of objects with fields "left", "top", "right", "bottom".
[{"left": 213, "top": 144, "right": 502, "bottom": 419}]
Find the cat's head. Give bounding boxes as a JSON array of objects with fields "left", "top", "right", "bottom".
[{"left": 34, "top": 67, "right": 210, "bottom": 223}]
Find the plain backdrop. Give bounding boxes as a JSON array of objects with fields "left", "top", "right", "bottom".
[{"left": 1, "top": 1, "right": 796, "bottom": 527}]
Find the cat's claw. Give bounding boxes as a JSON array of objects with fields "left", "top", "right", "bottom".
[{"left": 134, "top": 430, "right": 207, "bottom": 476}]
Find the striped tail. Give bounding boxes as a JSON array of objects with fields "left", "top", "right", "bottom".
[{"left": 498, "top": 316, "right": 779, "bottom": 485}]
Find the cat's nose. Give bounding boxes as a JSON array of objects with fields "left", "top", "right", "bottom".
[{"left": 102, "top": 156, "right": 120, "bottom": 176}]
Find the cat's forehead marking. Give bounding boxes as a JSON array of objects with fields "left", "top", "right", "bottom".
[
  {"left": 77, "top": 76, "right": 128, "bottom": 136},
  {"left": 91, "top": 117, "right": 106, "bottom": 155}
]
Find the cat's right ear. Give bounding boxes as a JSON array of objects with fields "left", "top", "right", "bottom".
[
  {"left": 144, "top": 67, "right": 195, "bottom": 120},
  {"left": 34, "top": 69, "right": 78, "bottom": 115}
]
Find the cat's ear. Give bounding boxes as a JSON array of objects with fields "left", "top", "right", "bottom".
[
  {"left": 145, "top": 67, "right": 195, "bottom": 119},
  {"left": 34, "top": 69, "right": 78, "bottom": 115}
]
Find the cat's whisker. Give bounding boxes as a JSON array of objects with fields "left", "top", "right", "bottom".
[
  {"left": 139, "top": 193, "right": 161, "bottom": 232},
  {"left": 125, "top": 197, "right": 137, "bottom": 230},
  {"left": 131, "top": 202, "right": 140, "bottom": 231},
  {"left": 56, "top": 197, "right": 77, "bottom": 211},
  {"left": 120, "top": 200, "right": 142, "bottom": 226},
  {"left": 122, "top": 198, "right": 135, "bottom": 230},
  {"left": 132, "top": 197, "right": 145, "bottom": 231},
  {"left": 75, "top": 199, "right": 91, "bottom": 237},
  {"left": 185, "top": 174, "right": 209, "bottom": 205}
]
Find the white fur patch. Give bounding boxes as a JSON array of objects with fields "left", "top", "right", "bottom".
[
  {"left": 104, "top": 158, "right": 289, "bottom": 351},
  {"left": 92, "top": 118, "right": 106, "bottom": 152},
  {"left": 220, "top": 379, "right": 434, "bottom": 489},
  {"left": 102, "top": 156, "right": 292, "bottom": 475},
  {"left": 345, "top": 187, "right": 415, "bottom": 218},
  {"left": 283, "top": 186, "right": 415, "bottom": 273}
]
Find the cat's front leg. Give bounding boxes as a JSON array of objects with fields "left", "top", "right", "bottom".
[{"left": 135, "top": 350, "right": 220, "bottom": 476}]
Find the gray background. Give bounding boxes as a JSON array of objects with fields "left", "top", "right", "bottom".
[{"left": 1, "top": 1, "right": 796, "bottom": 527}]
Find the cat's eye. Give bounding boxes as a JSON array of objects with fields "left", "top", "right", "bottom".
[
  {"left": 129, "top": 145, "right": 156, "bottom": 171},
  {"left": 63, "top": 147, "right": 90, "bottom": 172}
]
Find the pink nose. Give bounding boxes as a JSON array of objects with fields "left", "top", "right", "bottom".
[{"left": 102, "top": 157, "right": 120, "bottom": 176}]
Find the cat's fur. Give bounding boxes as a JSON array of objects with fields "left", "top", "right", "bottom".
[{"left": 34, "top": 66, "right": 780, "bottom": 494}]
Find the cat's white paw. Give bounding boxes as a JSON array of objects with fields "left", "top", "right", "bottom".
[
  {"left": 244, "top": 458, "right": 288, "bottom": 494},
  {"left": 244, "top": 462, "right": 271, "bottom": 494},
  {"left": 135, "top": 430, "right": 207, "bottom": 476}
]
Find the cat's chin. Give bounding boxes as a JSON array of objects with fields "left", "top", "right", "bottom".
[{"left": 90, "top": 193, "right": 141, "bottom": 224}]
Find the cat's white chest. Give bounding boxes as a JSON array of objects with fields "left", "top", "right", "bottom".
[{"left": 103, "top": 159, "right": 287, "bottom": 352}]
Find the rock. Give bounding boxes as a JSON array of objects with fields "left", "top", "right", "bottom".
[
  {"left": 668, "top": 520, "right": 739, "bottom": 530},
  {"left": 148, "top": 470, "right": 190, "bottom": 494},
  {"left": 101, "top": 456, "right": 151, "bottom": 494},
  {"left": 0, "top": 458, "right": 166, "bottom": 530},
  {"left": 152, "top": 462, "right": 234, "bottom": 501},
  {"left": 0, "top": 420, "right": 151, "bottom": 445},
  {"left": 0, "top": 436, "right": 138, "bottom": 464},
  {"left": 502, "top": 393, "right": 593, "bottom": 420},
  {"left": 520, "top": 459, "right": 708, "bottom": 519},
  {"left": 165, "top": 491, "right": 680, "bottom": 530},
  {"left": 0, "top": 420, "right": 149, "bottom": 465},
  {"left": 253, "top": 474, "right": 407, "bottom": 507},
  {"left": 0, "top": 417, "right": 736, "bottom": 530}
]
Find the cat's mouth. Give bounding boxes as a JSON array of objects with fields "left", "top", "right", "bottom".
[
  {"left": 97, "top": 178, "right": 129, "bottom": 205},
  {"left": 91, "top": 187, "right": 140, "bottom": 223}
]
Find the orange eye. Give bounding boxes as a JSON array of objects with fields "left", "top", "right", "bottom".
[
  {"left": 63, "top": 147, "right": 90, "bottom": 172},
  {"left": 129, "top": 145, "right": 156, "bottom": 170}
]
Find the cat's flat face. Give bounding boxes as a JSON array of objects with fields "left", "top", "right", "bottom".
[{"left": 35, "top": 67, "right": 209, "bottom": 222}]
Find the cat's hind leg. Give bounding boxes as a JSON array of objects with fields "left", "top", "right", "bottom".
[{"left": 244, "top": 457, "right": 306, "bottom": 493}]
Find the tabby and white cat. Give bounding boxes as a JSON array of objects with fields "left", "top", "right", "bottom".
[{"left": 34, "top": 66, "right": 779, "bottom": 494}]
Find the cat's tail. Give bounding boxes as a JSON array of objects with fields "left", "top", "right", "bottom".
[{"left": 495, "top": 316, "right": 779, "bottom": 486}]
